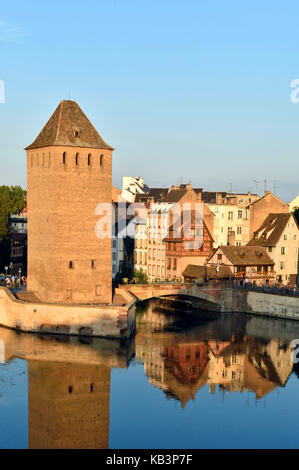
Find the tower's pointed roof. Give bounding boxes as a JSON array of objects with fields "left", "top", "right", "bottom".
[{"left": 25, "top": 100, "right": 113, "bottom": 150}]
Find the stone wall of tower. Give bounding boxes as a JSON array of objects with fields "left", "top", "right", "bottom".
[{"left": 27, "top": 145, "right": 112, "bottom": 304}]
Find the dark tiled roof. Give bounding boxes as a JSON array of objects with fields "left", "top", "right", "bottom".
[
  {"left": 135, "top": 188, "right": 169, "bottom": 203},
  {"left": 161, "top": 188, "right": 187, "bottom": 203},
  {"left": 247, "top": 213, "right": 293, "bottom": 247},
  {"left": 206, "top": 265, "right": 233, "bottom": 279},
  {"left": 215, "top": 245, "right": 274, "bottom": 266},
  {"left": 149, "top": 188, "right": 169, "bottom": 200},
  {"left": 201, "top": 191, "right": 227, "bottom": 204},
  {"left": 182, "top": 264, "right": 232, "bottom": 279},
  {"left": 182, "top": 264, "right": 205, "bottom": 278},
  {"left": 25, "top": 100, "right": 113, "bottom": 150}
]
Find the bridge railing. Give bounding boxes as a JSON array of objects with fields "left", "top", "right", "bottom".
[{"left": 237, "top": 283, "right": 299, "bottom": 297}]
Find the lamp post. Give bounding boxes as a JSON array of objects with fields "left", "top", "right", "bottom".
[
  {"left": 4, "top": 266, "right": 8, "bottom": 277},
  {"left": 9, "top": 262, "right": 13, "bottom": 276},
  {"left": 18, "top": 268, "right": 22, "bottom": 286}
]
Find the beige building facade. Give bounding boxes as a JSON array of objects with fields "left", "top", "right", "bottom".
[
  {"left": 207, "top": 202, "right": 251, "bottom": 247},
  {"left": 134, "top": 220, "right": 148, "bottom": 275}
]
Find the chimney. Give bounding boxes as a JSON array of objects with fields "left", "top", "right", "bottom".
[
  {"left": 264, "top": 190, "right": 271, "bottom": 196},
  {"left": 227, "top": 230, "right": 235, "bottom": 246},
  {"left": 187, "top": 182, "right": 192, "bottom": 190},
  {"left": 216, "top": 193, "right": 223, "bottom": 204}
]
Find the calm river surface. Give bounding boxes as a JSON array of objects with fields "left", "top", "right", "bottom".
[{"left": 1, "top": 300, "right": 299, "bottom": 449}]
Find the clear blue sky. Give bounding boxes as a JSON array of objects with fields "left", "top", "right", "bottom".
[{"left": 0, "top": 0, "right": 299, "bottom": 202}]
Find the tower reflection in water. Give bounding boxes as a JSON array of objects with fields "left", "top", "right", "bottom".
[
  {"left": 1, "top": 298, "right": 299, "bottom": 448},
  {"left": 0, "top": 329, "right": 134, "bottom": 449},
  {"left": 28, "top": 361, "right": 111, "bottom": 449}
]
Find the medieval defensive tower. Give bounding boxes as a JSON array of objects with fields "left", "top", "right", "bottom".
[{"left": 26, "top": 100, "right": 113, "bottom": 304}]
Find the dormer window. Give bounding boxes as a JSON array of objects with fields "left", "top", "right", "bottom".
[{"left": 74, "top": 131, "right": 81, "bottom": 137}]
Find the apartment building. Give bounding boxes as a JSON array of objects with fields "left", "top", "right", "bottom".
[
  {"left": 134, "top": 219, "right": 148, "bottom": 275},
  {"left": 247, "top": 212, "right": 299, "bottom": 285},
  {"left": 206, "top": 202, "right": 251, "bottom": 247},
  {"left": 207, "top": 191, "right": 288, "bottom": 248}
]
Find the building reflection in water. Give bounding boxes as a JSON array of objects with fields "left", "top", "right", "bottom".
[
  {"left": 0, "top": 299, "right": 299, "bottom": 448},
  {"left": 135, "top": 300, "right": 296, "bottom": 407}
]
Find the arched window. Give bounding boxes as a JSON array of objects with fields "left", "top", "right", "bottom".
[
  {"left": 63, "top": 152, "right": 66, "bottom": 165},
  {"left": 88, "top": 154, "right": 91, "bottom": 166},
  {"left": 75, "top": 153, "right": 79, "bottom": 166},
  {"left": 100, "top": 154, "right": 103, "bottom": 167}
]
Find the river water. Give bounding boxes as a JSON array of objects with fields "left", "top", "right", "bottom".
[{"left": 1, "top": 300, "right": 299, "bottom": 449}]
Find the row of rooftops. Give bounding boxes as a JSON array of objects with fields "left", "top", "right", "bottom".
[{"left": 134, "top": 183, "right": 259, "bottom": 205}]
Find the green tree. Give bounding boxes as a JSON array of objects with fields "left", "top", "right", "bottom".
[
  {"left": 0, "top": 185, "right": 26, "bottom": 271},
  {"left": 134, "top": 268, "right": 148, "bottom": 284}
]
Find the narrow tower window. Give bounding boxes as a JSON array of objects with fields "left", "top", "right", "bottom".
[
  {"left": 100, "top": 154, "right": 103, "bottom": 167},
  {"left": 91, "top": 260, "right": 95, "bottom": 269},
  {"left": 69, "top": 261, "right": 73, "bottom": 269},
  {"left": 63, "top": 152, "right": 66, "bottom": 165},
  {"left": 75, "top": 153, "right": 79, "bottom": 165},
  {"left": 88, "top": 154, "right": 91, "bottom": 166}
]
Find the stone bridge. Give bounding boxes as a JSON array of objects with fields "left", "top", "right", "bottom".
[
  {"left": 119, "top": 283, "right": 299, "bottom": 321},
  {"left": 119, "top": 283, "right": 224, "bottom": 310}
]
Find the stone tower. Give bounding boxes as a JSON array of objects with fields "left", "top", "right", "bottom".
[{"left": 26, "top": 100, "right": 113, "bottom": 304}]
